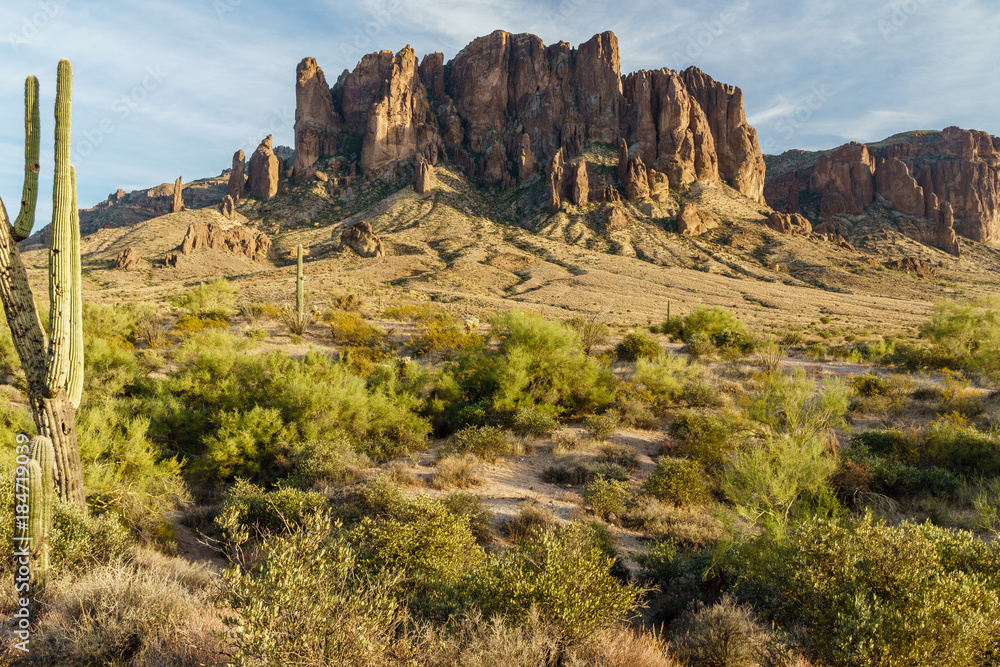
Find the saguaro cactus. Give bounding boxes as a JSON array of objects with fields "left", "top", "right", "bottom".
[
  {"left": 296, "top": 244, "right": 304, "bottom": 318},
  {"left": 0, "top": 60, "right": 86, "bottom": 506},
  {"left": 15, "top": 437, "right": 55, "bottom": 586}
]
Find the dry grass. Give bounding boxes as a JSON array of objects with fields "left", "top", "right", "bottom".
[
  {"left": 386, "top": 460, "right": 422, "bottom": 487},
  {"left": 624, "top": 499, "right": 727, "bottom": 549},
  {"left": 433, "top": 453, "right": 482, "bottom": 489},
  {"left": 502, "top": 501, "right": 556, "bottom": 542}
]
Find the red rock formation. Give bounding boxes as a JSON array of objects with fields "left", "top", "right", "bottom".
[
  {"left": 220, "top": 194, "right": 236, "bottom": 220},
  {"left": 874, "top": 157, "right": 924, "bottom": 215},
  {"left": 293, "top": 57, "right": 340, "bottom": 180},
  {"left": 571, "top": 161, "right": 589, "bottom": 206},
  {"left": 179, "top": 221, "right": 271, "bottom": 261},
  {"left": 340, "top": 221, "right": 384, "bottom": 258},
  {"left": 766, "top": 211, "right": 812, "bottom": 235},
  {"left": 810, "top": 142, "right": 875, "bottom": 215},
  {"left": 315, "top": 30, "right": 764, "bottom": 201},
  {"left": 171, "top": 177, "right": 183, "bottom": 213},
  {"left": 677, "top": 202, "right": 720, "bottom": 236},
  {"left": 884, "top": 257, "right": 936, "bottom": 279},
  {"left": 605, "top": 207, "right": 628, "bottom": 231},
  {"left": 547, "top": 149, "right": 565, "bottom": 214},
  {"left": 415, "top": 156, "right": 435, "bottom": 194},
  {"left": 624, "top": 157, "right": 650, "bottom": 201},
  {"left": 114, "top": 247, "right": 144, "bottom": 271},
  {"left": 248, "top": 135, "right": 279, "bottom": 201},
  {"left": 227, "top": 150, "right": 246, "bottom": 201},
  {"left": 602, "top": 185, "right": 621, "bottom": 203}
]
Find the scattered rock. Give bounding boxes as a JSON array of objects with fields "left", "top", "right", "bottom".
[
  {"left": 602, "top": 185, "right": 621, "bottom": 202},
  {"left": 766, "top": 211, "right": 811, "bottom": 235},
  {"left": 339, "top": 221, "right": 385, "bottom": 258},
  {"left": 884, "top": 257, "right": 936, "bottom": 278},
  {"left": 677, "top": 202, "right": 720, "bottom": 236},
  {"left": 114, "top": 247, "right": 144, "bottom": 271},
  {"left": 179, "top": 221, "right": 272, "bottom": 261}
]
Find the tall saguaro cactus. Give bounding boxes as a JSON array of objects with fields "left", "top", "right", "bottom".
[
  {"left": 296, "top": 244, "right": 304, "bottom": 318},
  {"left": 0, "top": 60, "right": 85, "bottom": 506}
]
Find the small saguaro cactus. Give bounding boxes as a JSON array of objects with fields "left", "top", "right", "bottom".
[
  {"left": 14, "top": 436, "right": 56, "bottom": 587},
  {"left": 0, "top": 60, "right": 86, "bottom": 506},
  {"left": 296, "top": 244, "right": 304, "bottom": 317}
]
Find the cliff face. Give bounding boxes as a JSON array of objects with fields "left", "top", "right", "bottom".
[
  {"left": 765, "top": 127, "right": 1000, "bottom": 253},
  {"left": 291, "top": 30, "right": 766, "bottom": 203}
]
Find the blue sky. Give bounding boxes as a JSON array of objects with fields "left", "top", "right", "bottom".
[{"left": 2, "top": 0, "right": 998, "bottom": 223}]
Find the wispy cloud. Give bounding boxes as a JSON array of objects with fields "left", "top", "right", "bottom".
[{"left": 2, "top": 0, "right": 999, "bottom": 225}]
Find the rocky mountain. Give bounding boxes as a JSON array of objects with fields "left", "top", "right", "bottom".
[
  {"left": 291, "top": 30, "right": 766, "bottom": 204},
  {"left": 764, "top": 127, "right": 1000, "bottom": 256}
]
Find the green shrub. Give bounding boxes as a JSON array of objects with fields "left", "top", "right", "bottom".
[
  {"left": 350, "top": 494, "right": 484, "bottom": 614},
  {"left": 851, "top": 373, "right": 891, "bottom": 397},
  {"left": 846, "top": 449, "right": 964, "bottom": 498},
  {"left": 584, "top": 476, "right": 630, "bottom": 520},
  {"left": 919, "top": 296, "right": 1000, "bottom": 374},
  {"left": 660, "top": 306, "right": 748, "bottom": 342},
  {"left": 503, "top": 502, "right": 555, "bottom": 542},
  {"left": 329, "top": 311, "right": 384, "bottom": 347},
  {"left": 732, "top": 515, "right": 1000, "bottom": 667},
  {"left": 614, "top": 332, "right": 661, "bottom": 361},
  {"left": 685, "top": 332, "right": 716, "bottom": 359},
  {"left": 566, "top": 315, "right": 610, "bottom": 355},
  {"left": 442, "top": 493, "right": 494, "bottom": 544},
  {"left": 541, "top": 460, "right": 630, "bottom": 486},
  {"left": 465, "top": 523, "right": 641, "bottom": 640},
  {"left": 201, "top": 406, "right": 293, "bottom": 481},
  {"left": 215, "top": 480, "right": 328, "bottom": 554},
  {"left": 669, "top": 410, "right": 744, "bottom": 472},
  {"left": 643, "top": 458, "right": 711, "bottom": 506},
  {"left": 170, "top": 278, "right": 237, "bottom": 319},
  {"left": 598, "top": 444, "right": 640, "bottom": 472},
  {"left": 742, "top": 369, "right": 849, "bottom": 440},
  {"left": 634, "top": 354, "right": 698, "bottom": 408},
  {"left": 585, "top": 412, "right": 619, "bottom": 441},
  {"left": 851, "top": 429, "right": 914, "bottom": 458},
  {"left": 291, "top": 436, "right": 371, "bottom": 488},
  {"left": 509, "top": 405, "right": 559, "bottom": 437},
  {"left": 636, "top": 540, "right": 679, "bottom": 587},
  {"left": 222, "top": 512, "right": 405, "bottom": 665},
  {"left": 448, "top": 425, "right": 522, "bottom": 462},
  {"left": 669, "top": 595, "right": 766, "bottom": 667},
  {"left": 411, "top": 318, "right": 483, "bottom": 358},
  {"left": 433, "top": 453, "right": 482, "bottom": 489}
]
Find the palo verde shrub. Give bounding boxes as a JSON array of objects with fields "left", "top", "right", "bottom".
[
  {"left": 584, "top": 476, "right": 630, "bottom": 520},
  {"left": 614, "top": 331, "right": 662, "bottom": 361},
  {"left": 659, "top": 306, "right": 748, "bottom": 344},
  {"left": 643, "top": 458, "right": 711, "bottom": 506},
  {"left": 170, "top": 278, "right": 237, "bottom": 319}
]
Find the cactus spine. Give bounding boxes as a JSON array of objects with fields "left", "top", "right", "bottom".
[
  {"left": 0, "top": 60, "right": 86, "bottom": 506},
  {"left": 296, "top": 244, "right": 304, "bottom": 318},
  {"left": 15, "top": 437, "right": 55, "bottom": 587}
]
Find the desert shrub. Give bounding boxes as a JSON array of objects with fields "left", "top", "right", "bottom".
[
  {"left": 329, "top": 311, "right": 384, "bottom": 346},
  {"left": 83, "top": 336, "right": 145, "bottom": 400},
  {"left": 615, "top": 331, "right": 662, "bottom": 361},
  {"left": 644, "top": 458, "right": 711, "bottom": 506},
  {"left": 329, "top": 292, "right": 365, "bottom": 312},
  {"left": 566, "top": 315, "right": 610, "bottom": 355},
  {"left": 350, "top": 495, "right": 484, "bottom": 614},
  {"left": 451, "top": 310, "right": 615, "bottom": 424},
  {"left": 685, "top": 332, "right": 716, "bottom": 359},
  {"left": 281, "top": 305, "right": 313, "bottom": 335},
  {"left": 448, "top": 425, "right": 522, "bottom": 462},
  {"left": 851, "top": 428, "right": 913, "bottom": 458},
  {"left": 465, "top": 523, "right": 641, "bottom": 640},
  {"left": 442, "top": 493, "right": 494, "bottom": 544},
  {"left": 636, "top": 540, "right": 679, "bottom": 587},
  {"left": 385, "top": 460, "right": 421, "bottom": 487},
  {"left": 237, "top": 301, "right": 273, "bottom": 325},
  {"left": 753, "top": 338, "right": 783, "bottom": 374},
  {"left": 625, "top": 498, "right": 726, "bottom": 548},
  {"left": 82, "top": 302, "right": 139, "bottom": 345},
  {"left": 551, "top": 432, "right": 582, "bottom": 455},
  {"left": 434, "top": 453, "right": 482, "bottom": 489},
  {"left": 709, "top": 328, "right": 755, "bottom": 356},
  {"left": 923, "top": 414, "right": 1000, "bottom": 475},
  {"left": 509, "top": 404, "right": 559, "bottom": 437},
  {"left": 851, "top": 373, "right": 891, "bottom": 397},
  {"left": 215, "top": 480, "right": 328, "bottom": 554},
  {"left": 599, "top": 444, "right": 640, "bottom": 472},
  {"left": 542, "top": 460, "right": 630, "bottom": 486},
  {"left": 585, "top": 476, "right": 630, "bottom": 520},
  {"left": 49, "top": 502, "right": 131, "bottom": 573},
  {"left": 919, "top": 296, "right": 1000, "bottom": 374},
  {"left": 668, "top": 410, "right": 744, "bottom": 472},
  {"left": 848, "top": 337, "right": 896, "bottom": 364},
  {"left": 660, "top": 306, "right": 749, "bottom": 347},
  {"left": 669, "top": 595, "right": 767, "bottom": 667},
  {"left": 170, "top": 278, "right": 236, "bottom": 319},
  {"left": 634, "top": 353, "right": 699, "bottom": 408},
  {"left": 938, "top": 370, "right": 985, "bottom": 417},
  {"left": 0, "top": 315, "right": 20, "bottom": 378},
  {"left": 222, "top": 511, "right": 405, "bottom": 666},
  {"left": 411, "top": 318, "right": 484, "bottom": 358},
  {"left": 384, "top": 302, "right": 451, "bottom": 322},
  {"left": 731, "top": 514, "right": 1000, "bottom": 667},
  {"left": 503, "top": 502, "right": 555, "bottom": 542},
  {"left": 742, "top": 369, "right": 849, "bottom": 439},
  {"left": 30, "top": 561, "right": 221, "bottom": 666},
  {"left": 201, "top": 405, "right": 293, "bottom": 481},
  {"left": 76, "top": 400, "right": 189, "bottom": 540},
  {"left": 845, "top": 448, "right": 964, "bottom": 498},
  {"left": 290, "top": 436, "right": 371, "bottom": 488},
  {"left": 585, "top": 412, "right": 619, "bottom": 441}
]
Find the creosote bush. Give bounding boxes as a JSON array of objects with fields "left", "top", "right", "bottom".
[
  {"left": 643, "top": 458, "right": 712, "bottom": 506},
  {"left": 615, "top": 331, "right": 662, "bottom": 361}
]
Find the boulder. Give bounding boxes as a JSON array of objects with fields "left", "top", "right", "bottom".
[
  {"left": 340, "top": 221, "right": 385, "bottom": 258},
  {"left": 624, "top": 157, "right": 650, "bottom": 201},
  {"left": 248, "top": 135, "right": 279, "bottom": 201},
  {"left": 677, "top": 202, "right": 720, "bottom": 236},
  {"left": 179, "top": 221, "right": 272, "bottom": 261},
  {"left": 884, "top": 257, "right": 936, "bottom": 279},
  {"left": 114, "top": 247, "right": 144, "bottom": 271},
  {"left": 605, "top": 207, "right": 628, "bottom": 232}
]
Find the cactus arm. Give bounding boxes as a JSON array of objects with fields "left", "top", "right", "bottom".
[
  {"left": 45, "top": 59, "right": 73, "bottom": 395},
  {"left": 12, "top": 76, "right": 40, "bottom": 241},
  {"left": 296, "top": 244, "right": 304, "bottom": 316},
  {"left": 67, "top": 166, "right": 83, "bottom": 407},
  {"left": 17, "top": 436, "right": 56, "bottom": 587}
]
